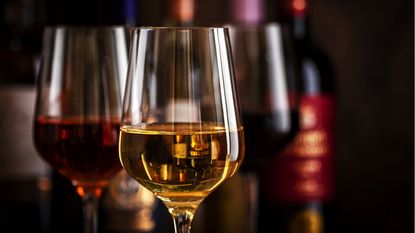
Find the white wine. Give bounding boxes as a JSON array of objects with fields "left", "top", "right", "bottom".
[{"left": 119, "top": 123, "right": 244, "bottom": 206}]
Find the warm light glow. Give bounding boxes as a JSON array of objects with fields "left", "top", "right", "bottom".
[
  {"left": 37, "top": 176, "right": 52, "bottom": 192},
  {"left": 76, "top": 186, "right": 86, "bottom": 196},
  {"left": 160, "top": 164, "right": 170, "bottom": 181},
  {"left": 171, "top": 0, "right": 194, "bottom": 22},
  {"left": 293, "top": 160, "right": 322, "bottom": 177},
  {"left": 293, "top": 0, "right": 307, "bottom": 12},
  {"left": 179, "top": 171, "right": 186, "bottom": 182},
  {"left": 295, "top": 179, "right": 320, "bottom": 195},
  {"left": 76, "top": 186, "right": 103, "bottom": 197},
  {"left": 135, "top": 209, "right": 156, "bottom": 231}
]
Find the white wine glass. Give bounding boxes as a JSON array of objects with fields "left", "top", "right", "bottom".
[{"left": 119, "top": 27, "right": 245, "bottom": 233}]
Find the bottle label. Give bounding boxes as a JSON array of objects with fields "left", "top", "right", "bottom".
[
  {"left": 265, "top": 94, "right": 335, "bottom": 203},
  {"left": 189, "top": 134, "right": 210, "bottom": 157},
  {"left": 172, "top": 134, "right": 213, "bottom": 159},
  {"left": 173, "top": 135, "right": 187, "bottom": 159},
  {"left": 173, "top": 143, "right": 187, "bottom": 159}
]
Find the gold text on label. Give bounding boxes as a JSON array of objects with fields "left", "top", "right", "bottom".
[
  {"left": 284, "top": 130, "right": 329, "bottom": 158},
  {"left": 292, "top": 160, "right": 322, "bottom": 178},
  {"left": 294, "top": 179, "right": 322, "bottom": 196},
  {"left": 190, "top": 134, "right": 210, "bottom": 157}
]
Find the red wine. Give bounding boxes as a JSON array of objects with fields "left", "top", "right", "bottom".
[
  {"left": 34, "top": 116, "right": 122, "bottom": 188},
  {"left": 242, "top": 111, "right": 299, "bottom": 171}
]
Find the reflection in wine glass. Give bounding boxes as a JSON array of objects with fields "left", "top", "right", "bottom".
[
  {"left": 33, "top": 26, "right": 128, "bottom": 233},
  {"left": 228, "top": 23, "right": 300, "bottom": 233},
  {"left": 119, "top": 27, "right": 245, "bottom": 233},
  {"left": 102, "top": 170, "right": 157, "bottom": 232}
]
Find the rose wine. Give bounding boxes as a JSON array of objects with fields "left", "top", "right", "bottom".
[
  {"left": 119, "top": 123, "right": 244, "bottom": 204},
  {"left": 34, "top": 116, "right": 122, "bottom": 187}
]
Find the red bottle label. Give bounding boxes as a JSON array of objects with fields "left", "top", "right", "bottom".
[
  {"left": 291, "top": 0, "right": 307, "bottom": 17},
  {"left": 264, "top": 94, "right": 335, "bottom": 203}
]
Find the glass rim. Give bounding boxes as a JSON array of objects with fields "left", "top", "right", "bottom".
[
  {"left": 127, "top": 26, "right": 230, "bottom": 31},
  {"left": 43, "top": 25, "right": 232, "bottom": 32},
  {"left": 43, "top": 25, "right": 127, "bottom": 31},
  {"left": 225, "top": 22, "right": 287, "bottom": 31}
]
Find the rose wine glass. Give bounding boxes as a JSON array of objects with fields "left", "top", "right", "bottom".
[
  {"left": 118, "top": 27, "right": 245, "bottom": 233},
  {"left": 33, "top": 26, "right": 128, "bottom": 233}
]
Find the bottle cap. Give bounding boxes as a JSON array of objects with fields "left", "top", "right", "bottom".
[{"left": 169, "top": 0, "right": 195, "bottom": 23}]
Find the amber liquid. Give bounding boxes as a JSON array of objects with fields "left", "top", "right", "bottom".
[
  {"left": 34, "top": 116, "right": 122, "bottom": 187},
  {"left": 119, "top": 123, "right": 244, "bottom": 205}
]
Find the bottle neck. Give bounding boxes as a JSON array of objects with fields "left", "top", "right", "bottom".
[
  {"left": 277, "top": 0, "right": 310, "bottom": 43},
  {"left": 167, "top": 0, "right": 195, "bottom": 26},
  {"left": 230, "top": 0, "right": 265, "bottom": 26}
]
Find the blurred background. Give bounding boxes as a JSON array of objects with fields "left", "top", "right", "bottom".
[{"left": 0, "top": 0, "right": 413, "bottom": 233}]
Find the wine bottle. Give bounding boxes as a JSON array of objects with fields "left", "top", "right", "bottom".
[{"left": 262, "top": 0, "right": 336, "bottom": 232}]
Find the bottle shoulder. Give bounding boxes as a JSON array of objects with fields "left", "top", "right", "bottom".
[
  {"left": 297, "top": 42, "right": 332, "bottom": 70},
  {"left": 295, "top": 42, "right": 336, "bottom": 94}
]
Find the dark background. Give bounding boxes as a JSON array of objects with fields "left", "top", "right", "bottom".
[{"left": 0, "top": 0, "right": 413, "bottom": 232}]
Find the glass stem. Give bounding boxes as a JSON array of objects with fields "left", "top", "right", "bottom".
[
  {"left": 82, "top": 193, "right": 98, "bottom": 233},
  {"left": 172, "top": 212, "right": 193, "bottom": 233}
]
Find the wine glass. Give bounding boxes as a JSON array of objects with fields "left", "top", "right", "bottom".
[
  {"left": 33, "top": 26, "right": 128, "bottom": 233},
  {"left": 119, "top": 27, "right": 245, "bottom": 233},
  {"left": 228, "top": 23, "right": 300, "bottom": 232}
]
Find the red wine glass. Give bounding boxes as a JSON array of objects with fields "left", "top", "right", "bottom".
[
  {"left": 228, "top": 23, "right": 301, "bottom": 231},
  {"left": 33, "top": 26, "right": 128, "bottom": 233},
  {"left": 229, "top": 23, "right": 300, "bottom": 170}
]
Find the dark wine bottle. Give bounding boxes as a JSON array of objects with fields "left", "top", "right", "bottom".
[
  {"left": 202, "top": 1, "right": 299, "bottom": 233},
  {"left": 262, "top": 0, "right": 336, "bottom": 232}
]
